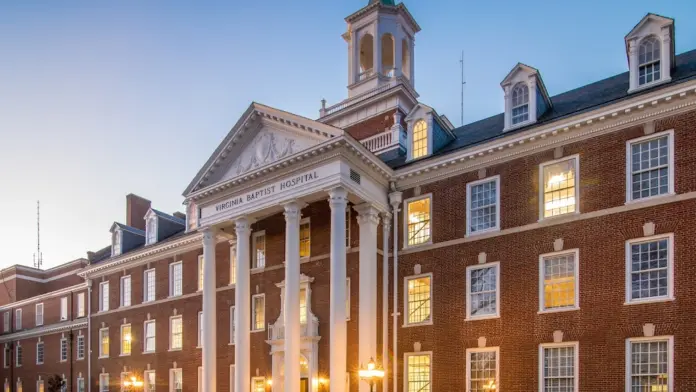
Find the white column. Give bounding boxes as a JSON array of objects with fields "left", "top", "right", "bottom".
[
  {"left": 503, "top": 85, "right": 511, "bottom": 130},
  {"left": 202, "top": 228, "right": 217, "bottom": 392},
  {"left": 629, "top": 39, "right": 639, "bottom": 91},
  {"left": 661, "top": 28, "right": 672, "bottom": 82},
  {"left": 328, "top": 187, "right": 348, "bottom": 392},
  {"left": 394, "top": 25, "right": 403, "bottom": 78},
  {"left": 354, "top": 203, "right": 380, "bottom": 392},
  {"left": 235, "top": 218, "right": 252, "bottom": 392},
  {"left": 380, "top": 212, "right": 391, "bottom": 392},
  {"left": 284, "top": 201, "right": 302, "bottom": 392},
  {"left": 528, "top": 78, "right": 537, "bottom": 122}
]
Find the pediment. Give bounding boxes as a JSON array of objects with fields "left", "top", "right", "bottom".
[
  {"left": 625, "top": 13, "right": 673, "bottom": 41},
  {"left": 500, "top": 63, "right": 538, "bottom": 87}
]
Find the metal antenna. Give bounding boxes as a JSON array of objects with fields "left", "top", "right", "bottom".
[
  {"left": 33, "top": 200, "right": 43, "bottom": 269},
  {"left": 460, "top": 50, "right": 466, "bottom": 126}
]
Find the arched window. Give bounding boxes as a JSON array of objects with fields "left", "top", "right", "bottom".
[
  {"left": 381, "top": 34, "right": 395, "bottom": 77},
  {"left": 639, "top": 36, "right": 661, "bottom": 85},
  {"left": 359, "top": 33, "right": 374, "bottom": 79},
  {"left": 402, "top": 39, "right": 411, "bottom": 80},
  {"left": 412, "top": 119, "right": 428, "bottom": 159},
  {"left": 112, "top": 230, "right": 121, "bottom": 256},
  {"left": 511, "top": 83, "right": 529, "bottom": 125}
]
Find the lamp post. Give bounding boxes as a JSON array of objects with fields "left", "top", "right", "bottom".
[
  {"left": 122, "top": 376, "right": 143, "bottom": 392},
  {"left": 358, "top": 357, "right": 384, "bottom": 392}
]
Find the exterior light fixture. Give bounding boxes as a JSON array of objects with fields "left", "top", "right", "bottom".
[{"left": 358, "top": 357, "right": 385, "bottom": 392}]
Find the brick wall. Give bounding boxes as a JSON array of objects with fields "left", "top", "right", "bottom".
[{"left": 345, "top": 109, "right": 407, "bottom": 141}]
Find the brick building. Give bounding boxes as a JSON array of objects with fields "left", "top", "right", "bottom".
[{"left": 2, "top": 1, "right": 696, "bottom": 392}]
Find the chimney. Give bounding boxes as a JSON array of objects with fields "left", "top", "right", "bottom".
[
  {"left": 126, "top": 194, "right": 151, "bottom": 231},
  {"left": 173, "top": 212, "right": 186, "bottom": 221}
]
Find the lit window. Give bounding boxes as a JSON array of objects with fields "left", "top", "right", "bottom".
[
  {"left": 60, "top": 338, "right": 68, "bottom": 361},
  {"left": 406, "top": 196, "right": 431, "bottom": 246},
  {"left": 35, "top": 303, "right": 44, "bottom": 326},
  {"left": 99, "top": 374, "right": 109, "bottom": 392},
  {"left": 639, "top": 36, "right": 661, "bottom": 86},
  {"left": 77, "top": 335, "right": 85, "bottom": 360},
  {"left": 146, "top": 217, "right": 157, "bottom": 245},
  {"left": 251, "top": 378, "right": 265, "bottom": 392},
  {"left": 99, "top": 328, "right": 109, "bottom": 358},
  {"left": 299, "top": 288, "right": 307, "bottom": 325},
  {"left": 197, "top": 312, "right": 203, "bottom": 348},
  {"left": 170, "top": 316, "right": 183, "bottom": 350},
  {"left": 412, "top": 119, "right": 428, "bottom": 159},
  {"left": 405, "top": 275, "right": 431, "bottom": 325},
  {"left": 16, "top": 379, "right": 22, "bottom": 392},
  {"left": 511, "top": 83, "right": 529, "bottom": 125},
  {"left": 144, "top": 269, "right": 156, "bottom": 302},
  {"left": 144, "top": 320, "right": 156, "bottom": 353},
  {"left": 121, "top": 324, "right": 131, "bottom": 356},
  {"left": 4, "top": 379, "right": 8, "bottom": 392},
  {"left": 77, "top": 378, "right": 85, "bottom": 392},
  {"left": 229, "top": 306, "right": 236, "bottom": 345},
  {"left": 198, "top": 256, "right": 204, "bottom": 291},
  {"left": 120, "top": 276, "right": 131, "bottom": 307},
  {"left": 15, "top": 309, "right": 21, "bottom": 330},
  {"left": 627, "top": 235, "right": 673, "bottom": 303},
  {"left": 466, "top": 348, "right": 498, "bottom": 392},
  {"left": 628, "top": 132, "right": 672, "bottom": 201},
  {"left": 541, "top": 156, "right": 578, "bottom": 218},
  {"left": 230, "top": 244, "right": 237, "bottom": 285},
  {"left": 252, "top": 295, "right": 265, "bottom": 331},
  {"left": 99, "top": 282, "right": 110, "bottom": 312},
  {"left": 37, "top": 380, "right": 44, "bottom": 392},
  {"left": 540, "top": 343, "right": 578, "bottom": 392},
  {"left": 405, "top": 353, "right": 431, "bottom": 392},
  {"left": 77, "top": 293, "right": 85, "bottom": 318},
  {"left": 144, "top": 371, "right": 155, "bottom": 392},
  {"left": 540, "top": 250, "right": 578, "bottom": 312},
  {"left": 627, "top": 337, "right": 672, "bottom": 391},
  {"left": 15, "top": 344, "right": 21, "bottom": 367},
  {"left": 170, "top": 369, "right": 182, "bottom": 392},
  {"left": 36, "top": 342, "right": 44, "bottom": 364},
  {"left": 252, "top": 232, "right": 266, "bottom": 269},
  {"left": 467, "top": 176, "right": 500, "bottom": 234},
  {"left": 170, "top": 262, "right": 183, "bottom": 297},
  {"left": 466, "top": 263, "right": 499, "bottom": 319},
  {"left": 299, "top": 219, "right": 311, "bottom": 258}
]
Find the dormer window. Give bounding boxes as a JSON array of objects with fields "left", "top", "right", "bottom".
[
  {"left": 501, "top": 63, "right": 551, "bottom": 132},
  {"left": 639, "top": 36, "right": 661, "bottom": 86},
  {"left": 511, "top": 83, "right": 529, "bottom": 125},
  {"left": 626, "top": 14, "right": 674, "bottom": 93},
  {"left": 412, "top": 119, "right": 428, "bottom": 159},
  {"left": 112, "top": 230, "right": 122, "bottom": 257},
  {"left": 146, "top": 217, "right": 157, "bottom": 245}
]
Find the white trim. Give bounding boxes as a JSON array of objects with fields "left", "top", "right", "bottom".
[
  {"left": 466, "top": 175, "right": 501, "bottom": 236},
  {"left": 76, "top": 334, "right": 85, "bottom": 360},
  {"left": 229, "top": 306, "right": 235, "bottom": 345},
  {"left": 251, "top": 231, "right": 267, "bottom": 270},
  {"left": 169, "top": 368, "right": 183, "bottom": 392},
  {"left": 35, "top": 341, "right": 44, "bottom": 365},
  {"left": 300, "top": 217, "right": 311, "bottom": 259},
  {"left": 35, "top": 303, "right": 44, "bottom": 326},
  {"left": 345, "top": 278, "right": 351, "bottom": 321},
  {"left": 143, "top": 268, "right": 156, "bottom": 303},
  {"left": 197, "top": 366, "right": 203, "bottom": 392},
  {"left": 402, "top": 273, "right": 433, "bottom": 327},
  {"left": 197, "top": 255, "right": 204, "bottom": 292},
  {"left": 169, "top": 315, "right": 183, "bottom": 351},
  {"left": 76, "top": 377, "right": 85, "bottom": 392},
  {"left": 229, "top": 365, "right": 235, "bottom": 392},
  {"left": 120, "top": 323, "right": 131, "bottom": 356},
  {"left": 14, "top": 309, "right": 21, "bottom": 330},
  {"left": 111, "top": 230, "right": 122, "bottom": 257},
  {"left": 143, "top": 319, "right": 156, "bottom": 354},
  {"left": 143, "top": 371, "right": 155, "bottom": 392},
  {"left": 539, "top": 154, "right": 580, "bottom": 220},
  {"left": 0, "top": 320, "right": 87, "bottom": 343},
  {"left": 538, "top": 342, "right": 579, "bottom": 392},
  {"left": 14, "top": 342, "right": 21, "bottom": 367},
  {"left": 403, "top": 193, "right": 433, "bottom": 249},
  {"left": 465, "top": 261, "right": 500, "bottom": 321},
  {"left": 251, "top": 293, "right": 266, "bottom": 332},
  {"left": 0, "top": 283, "right": 87, "bottom": 312},
  {"left": 169, "top": 261, "right": 183, "bottom": 297},
  {"left": 59, "top": 337, "right": 68, "bottom": 362},
  {"left": 59, "top": 296, "right": 67, "bottom": 319},
  {"left": 98, "top": 327, "right": 109, "bottom": 358},
  {"left": 402, "top": 351, "right": 432, "bottom": 392},
  {"left": 0, "top": 268, "right": 85, "bottom": 284},
  {"left": 465, "top": 346, "right": 500, "bottom": 391},
  {"left": 625, "top": 336, "right": 674, "bottom": 392},
  {"left": 145, "top": 215, "right": 158, "bottom": 245},
  {"left": 120, "top": 275, "right": 132, "bottom": 308},
  {"left": 197, "top": 311, "right": 203, "bottom": 348},
  {"left": 77, "top": 292, "right": 85, "bottom": 318},
  {"left": 538, "top": 249, "right": 580, "bottom": 313},
  {"left": 36, "top": 380, "right": 44, "bottom": 392},
  {"left": 625, "top": 129, "right": 675, "bottom": 203},
  {"left": 625, "top": 233, "right": 675, "bottom": 304},
  {"left": 99, "top": 281, "right": 110, "bottom": 312},
  {"left": 99, "top": 373, "right": 109, "bottom": 392}
]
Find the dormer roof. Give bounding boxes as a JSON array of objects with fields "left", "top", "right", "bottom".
[
  {"left": 501, "top": 62, "right": 552, "bottom": 109},
  {"left": 624, "top": 13, "right": 675, "bottom": 65},
  {"left": 109, "top": 222, "right": 145, "bottom": 236},
  {"left": 144, "top": 208, "right": 186, "bottom": 225}
]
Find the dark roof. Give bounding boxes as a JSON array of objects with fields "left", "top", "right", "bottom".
[
  {"left": 113, "top": 222, "right": 146, "bottom": 236},
  {"left": 385, "top": 48, "right": 696, "bottom": 169},
  {"left": 88, "top": 230, "right": 195, "bottom": 265},
  {"left": 87, "top": 246, "right": 112, "bottom": 264},
  {"left": 151, "top": 209, "right": 186, "bottom": 225}
]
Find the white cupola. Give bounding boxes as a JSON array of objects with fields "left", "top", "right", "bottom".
[{"left": 625, "top": 13, "right": 675, "bottom": 93}]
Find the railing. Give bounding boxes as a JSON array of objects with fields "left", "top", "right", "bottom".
[
  {"left": 360, "top": 128, "right": 406, "bottom": 153},
  {"left": 323, "top": 81, "right": 397, "bottom": 116},
  {"left": 358, "top": 68, "right": 374, "bottom": 81},
  {"left": 383, "top": 67, "right": 395, "bottom": 78},
  {"left": 267, "top": 318, "right": 319, "bottom": 341}
]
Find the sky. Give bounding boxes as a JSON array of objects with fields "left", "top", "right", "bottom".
[{"left": 1, "top": 0, "right": 695, "bottom": 269}]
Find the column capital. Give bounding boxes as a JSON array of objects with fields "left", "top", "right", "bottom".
[
  {"left": 202, "top": 227, "right": 218, "bottom": 241},
  {"left": 381, "top": 212, "right": 392, "bottom": 231},
  {"left": 354, "top": 203, "right": 381, "bottom": 227},
  {"left": 328, "top": 187, "right": 349, "bottom": 209},
  {"left": 388, "top": 191, "right": 403, "bottom": 208},
  {"left": 234, "top": 217, "right": 252, "bottom": 237},
  {"left": 283, "top": 200, "right": 306, "bottom": 221}
]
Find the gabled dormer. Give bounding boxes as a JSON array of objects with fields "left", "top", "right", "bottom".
[
  {"left": 626, "top": 13, "right": 675, "bottom": 93},
  {"left": 144, "top": 208, "right": 186, "bottom": 245},
  {"left": 404, "top": 103, "right": 455, "bottom": 161},
  {"left": 501, "top": 63, "right": 552, "bottom": 132},
  {"left": 109, "top": 223, "right": 145, "bottom": 257}
]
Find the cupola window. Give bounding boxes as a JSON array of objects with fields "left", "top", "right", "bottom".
[
  {"left": 511, "top": 83, "right": 529, "bottom": 125},
  {"left": 639, "top": 36, "right": 661, "bottom": 85}
]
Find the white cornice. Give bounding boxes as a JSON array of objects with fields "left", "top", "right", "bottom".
[
  {"left": 0, "top": 320, "right": 87, "bottom": 343},
  {"left": 0, "top": 283, "right": 87, "bottom": 312}
]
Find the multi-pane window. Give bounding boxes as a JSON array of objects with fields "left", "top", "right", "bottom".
[
  {"left": 466, "top": 263, "right": 499, "bottom": 319},
  {"left": 229, "top": 306, "right": 236, "bottom": 345},
  {"left": 77, "top": 293, "right": 85, "bottom": 318},
  {"left": 197, "top": 312, "right": 203, "bottom": 348},
  {"left": 406, "top": 196, "right": 431, "bottom": 246},
  {"left": 412, "top": 119, "right": 428, "bottom": 159},
  {"left": 3, "top": 345, "right": 9, "bottom": 368},
  {"left": 540, "top": 250, "right": 579, "bottom": 312},
  {"left": 146, "top": 217, "right": 157, "bottom": 245},
  {"left": 639, "top": 36, "right": 661, "bottom": 85},
  {"left": 60, "top": 297, "right": 68, "bottom": 320},
  {"left": 3, "top": 312, "right": 8, "bottom": 332},
  {"left": 99, "top": 328, "right": 109, "bottom": 358},
  {"left": 405, "top": 353, "right": 431, "bottom": 392},
  {"left": 16, "top": 380, "right": 22, "bottom": 392},
  {"left": 15, "top": 344, "right": 22, "bottom": 367},
  {"left": 627, "top": 235, "right": 673, "bottom": 302},
  {"left": 99, "top": 374, "right": 109, "bottom": 392},
  {"left": 77, "top": 378, "right": 85, "bottom": 392},
  {"left": 252, "top": 232, "right": 266, "bottom": 269},
  {"left": 144, "top": 269, "right": 156, "bottom": 302},
  {"left": 120, "top": 276, "right": 131, "bottom": 307},
  {"left": 77, "top": 335, "right": 85, "bottom": 360},
  {"left": 36, "top": 341, "right": 44, "bottom": 364},
  {"left": 144, "top": 371, "right": 155, "bottom": 392},
  {"left": 466, "top": 348, "right": 498, "bottom": 392},
  {"left": 198, "top": 256, "right": 204, "bottom": 291},
  {"left": 252, "top": 295, "right": 265, "bottom": 331},
  {"left": 628, "top": 132, "right": 672, "bottom": 201},
  {"left": 251, "top": 378, "right": 265, "bottom": 392},
  {"left": 467, "top": 177, "right": 500, "bottom": 234},
  {"left": 511, "top": 83, "right": 529, "bottom": 125},
  {"left": 405, "top": 275, "right": 431, "bottom": 325},
  {"left": 99, "top": 282, "right": 110, "bottom": 312},
  {"left": 15, "top": 309, "right": 21, "bottom": 330},
  {"left": 229, "top": 245, "right": 237, "bottom": 285},
  {"left": 299, "top": 288, "right": 308, "bottom": 325},
  {"left": 170, "top": 316, "right": 183, "bottom": 350},
  {"left": 628, "top": 337, "right": 672, "bottom": 391},
  {"left": 540, "top": 343, "right": 578, "bottom": 392},
  {"left": 112, "top": 230, "right": 121, "bottom": 257},
  {"left": 60, "top": 338, "right": 68, "bottom": 361},
  {"left": 37, "top": 380, "right": 44, "bottom": 392},
  {"left": 299, "top": 219, "right": 311, "bottom": 258},
  {"left": 121, "top": 324, "right": 131, "bottom": 355},
  {"left": 541, "top": 156, "right": 578, "bottom": 218},
  {"left": 144, "top": 320, "right": 156, "bottom": 353},
  {"left": 36, "top": 303, "right": 44, "bottom": 326},
  {"left": 170, "top": 262, "right": 183, "bottom": 297},
  {"left": 170, "top": 369, "right": 182, "bottom": 392}
]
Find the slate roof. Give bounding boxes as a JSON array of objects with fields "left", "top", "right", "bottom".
[
  {"left": 88, "top": 230, "right": 194, "bottom": 265},
  {"left": 112, "top": 222, "right": 146, "bottom": 236},
  {"left": 384, "top": 48, "right": 696, "bottom": 169},
  {"left": 151, "top": 209, "right": 186, "bottom": 225}
]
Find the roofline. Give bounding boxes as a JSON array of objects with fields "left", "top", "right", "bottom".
[{"left": 0, "top": 282, "right": 88, "bottom": 312}]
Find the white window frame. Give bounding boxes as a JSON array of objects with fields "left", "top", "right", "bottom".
[
  {"left": 229, "top": 306, "right": 235, "bottom": 345},
  {"left": 99, "top": 373, "right": 109, "bottom": 392},
  {"left": 466, "top": 175, "right": 501, "bottom": 236},
  {"left": 112, "top": 230, "right": 122, "bottom": 257},
  {"left": 250, "top": 377, "right": 265, "bottom": 392},
  {"left": 403, "top": 194, "right": 433, "bottom": 248},
  {"left": 625, "top": 130, "right": 675, "bottom": 203},
  {"left": 35, "top": 303, "right": 44, "bottom": 326},
  {"left": 169, "top": 261, "right": 183, "bottom": 297},
  {"left": 197, "top": 311, "right": 203, "bottom": 348},
  {"left": 539, "top": 154, "right": 580, "bottom": 220},
  {"left": 144, "top": 268, "right": 156, "bottom": 303},
  {"left": 538, "top": 249, "right": 580, "bottom": 313},
  {"left": 403, "top": 351, "right": 432, "bottom": 392},
  {"left": 229, "top": 244, "right": 237, "bottom": 286},
  {"left": 77, "top": 293, "right": 85, "bottom": 318},
  {"left": 465, "top": 346, "right": 500, "bottom": 391},
  {"left": 625, "top": 336, "right": 673, "bottom": 392},
  {"left": 16, "top": 379, "right": 22, "bottom": 392},
  {"left": 120, "top": 323, "right": 131, "bottom": 356},
  {"left": 77, "top": 378, "right": 85, "bottom": 392},
  {"left": 36, "top": 341, "right": 44, "bottom": 365},
  {"left": 60, "top": 297, "right": 68, "bottom": 321},
  {"left": 99, "top": 327, "right": 109, "bottom": 358},
  {"left": 169, "top": 315, "right": 183, "bottom": 351},
  {"left": 637, "top": 36, "right": 662, "bottom": 87},
  {"left": 197, "top": 255, "right": 204, "bottom": 292},
  {"left": 146, "top": 216, "right": 158, "bottom": 245},
  {"left": 625, "top": 233, "right": 674, "bottom": 304},
  {"left": 4, "top": 344, "right": 9, "bottom": 368},
  {"left": 3, "top": 312, "right": 8, "bottom": 332},
  {"left": 251, "top": 294, "right": 265, "bottom": 332},
  {"left": 60, "top": 337, "right": 68, "bottom": 362},
  {"left": 465, "top": 262, "right": 501, "bottom": 320},
  {"left": 403, "top": 273, "right": 433, "bottom": 327},
  {"left": 99, "top": 282, "right": 110, "bottom": 312},
  {"left": 144, "top": 371, "right": 155, "bottom": 392},
  {"left": 14, "top": 343, "right": 21, "bottom": 367},
  {"left": 229, "top": 365, "right": 235, "bottom": 392},
  {"left": 169, "top": 368, "right": 182, "bottom": 392},
  {"left": 76, "top": 335, "right": 85, "bottom": 360},
  {"left": 143, "top": 320, "right": 156, "bottom": 353},
  {"left": 37, "top": 380, "right": 44, "bottom": 392},
  {"left": 120, "top": 275, "right": 132, "bottom": 308},
  {"left": 14, "top": 309, "right": 21, "bottom": 330},
  {"left": 538, "top": 342, "right": 579, "bottom": 392},
  {"left": 511, "top": 83, "right": 530, "bottom": 126},
  {"left": 251, "top": 231, "right": 266, "bottom": 270},
  {"left": 197, "top": 367, "right": 202, "bottom": 392},
  {"left": 299, "top": 217, "right": 311, "bottom": 259}
]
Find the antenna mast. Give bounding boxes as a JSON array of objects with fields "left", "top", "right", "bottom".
[
  {"left": 33, "top": 200, "right": 43, "bottom": 269},
  {"left": 460, "top": 50, "right": 466, "bottom": 126}
]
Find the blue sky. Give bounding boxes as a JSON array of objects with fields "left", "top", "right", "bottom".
[{"left": 1, "top": 0, "right": 695, "bottom": 269}]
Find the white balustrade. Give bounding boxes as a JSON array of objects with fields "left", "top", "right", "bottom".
[{"left": 360, "top": 128, "right": 406, "bottom": 153}]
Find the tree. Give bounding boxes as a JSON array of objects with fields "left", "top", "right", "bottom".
[{"left": 46, "top": 375, "right": 65, "bottom": 392}]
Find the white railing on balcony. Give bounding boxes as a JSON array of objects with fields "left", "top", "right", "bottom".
[
  {"left": 267, "top": 317, "right": 319, "bottom": 341},
  {"left": 383, "top": 67, "right": 395, "bottom": 78},
  {"left": 323, "top": 81, "right": 397, "bottom": 117},
  {"left": 361, "top": 128, "right": 406, "bottom": 153},
  {"left": 358, "top": 68, "right": 374, "bottom": 81}
]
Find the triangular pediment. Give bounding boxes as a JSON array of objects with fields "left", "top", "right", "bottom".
[{"left": 500, "top": 63, "right": 538, "bottom": 87}]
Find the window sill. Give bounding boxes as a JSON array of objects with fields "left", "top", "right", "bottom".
[
  {"left": 98, "top": 356, "right": 109, "bottom": 359},
  {"left": 624, "top": 297, "right": 675, "bottom": 306},
  {"left": 119, "top": 354, "right": 131, "bottom": 357},
  {"left": 142, "top": 351, "right": 155, "bottom": 355},
  {"left": 402, "top": 321, "right": 433, "bottom": 328},
  {"left": 538, "top": 307, "right": 580, "bottom": 315},
  {"left": 403, "top": 241, "right": 433, "bottom": 251},
  {"left": 465, "top": 314, "right": 500, "bottom": 322},
  {"left": 538, "top": 210, "right": 580, "bottom": 222},
  {"left": 625, "top": 192, "right": 675, "bottom": 205},
  {"left": 168, "top": 348, "right": 183, "bottom": 352},
  {"left": 36, "top": 362, "right": 44, "bottom": 365},
  {"left": 251, "top": 329, "right": 265, "bottom": 334},
  {"left": 466, "top": 227, "right": 500, "bottom": 237},
  {"left": 76, "top": 358, "right": 84, "bottom": 361},
  {"left": 627, "top": 77, "right": 671, "bottom": 94},
  {"left": 228, "top": 342, "right": 235, "bottom": 346},
  {"left": 167, "top": 295, "right": 183, "bottom": 299},
  {"left": 504, "top": 119, "right": 536, "bottom": 133}
]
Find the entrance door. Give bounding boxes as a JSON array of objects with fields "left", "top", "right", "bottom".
[{"left": 300, "top": 378, "right": 309, "bottom": 392}]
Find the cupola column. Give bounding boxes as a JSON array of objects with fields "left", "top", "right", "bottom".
[
  {"left": 328, "top": 187, "right": 349, "bottom": 392},
  {"left": 235, "top": 217, "right": 252, "bottom": 392}
]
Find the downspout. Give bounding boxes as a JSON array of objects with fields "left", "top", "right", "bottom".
[
  {"left": 381, "top": 212, "right": 390, "bottom": 392},
  {"left": 388, "top": 190, "right": 403, "bottom": 392},
  {"left": 86, "top": 279, "right": 92, "bottom": 392},
  {"left": 69, "top": 291, "right": 74, "bottom": 392}
]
